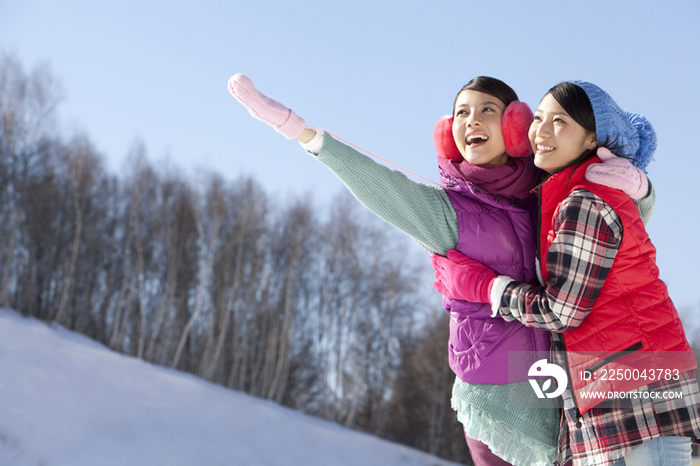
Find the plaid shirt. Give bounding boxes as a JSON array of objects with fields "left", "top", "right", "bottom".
[{"left": 499, "top": 190, "right": 700, "bottom": 466}]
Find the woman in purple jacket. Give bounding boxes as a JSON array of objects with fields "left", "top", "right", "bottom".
[{"left": 227, "top": 73, "right": 652, "bottom": 466}]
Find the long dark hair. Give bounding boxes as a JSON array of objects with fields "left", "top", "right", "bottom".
[
  {"left": 453, "top": 76, "right": 519, "bottom": 115},
  {"left": 547, "top": 82, "right": 599, "bottom": 175}
]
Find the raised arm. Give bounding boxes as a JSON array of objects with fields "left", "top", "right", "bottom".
[{"left": 227, "top": 73, "right": 459, "bottom": 254}]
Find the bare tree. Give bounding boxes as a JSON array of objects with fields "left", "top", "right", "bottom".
[
  {"left": 171, "top": 174, "right": 224, "bottom": 370},
  {"left": 144, "top": 172, "right": 191, "bottom": 362},
  {"left": 226, "top": 182, "right": 269, "bottom": 391},
  {"left": 54, "top": 136, "right": 102, "bottom": 327},
  {"left": 0, "top": 53, "right": 61, "bottom": 310},
  {"left": 200, "top": 177, "right": 267, "bottom": 383},
  {"left": 267, "top": 198, "right": 314, "bottom": 403},
  {"left": 149, "top": 175, "right": 198, "bottom": 366},
  {"left": 195, "top": 175, "right": 231, "bottom": 378}
]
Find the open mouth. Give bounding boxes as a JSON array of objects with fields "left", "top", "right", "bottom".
[
  {"left": 466, "top": 134, "right": 489, "bottom": 146},
  {"left": 536, "top": 144, "right": 555, "bottom": 153}
]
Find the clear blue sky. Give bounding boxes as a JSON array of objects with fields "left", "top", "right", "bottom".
[{"left": 2, "top": 0, "right": 700, "bottom": 315}]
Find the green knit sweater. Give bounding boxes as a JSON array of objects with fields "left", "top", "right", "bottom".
[{"left": 308, "top": 133, "right": 655, "bottom": 254}]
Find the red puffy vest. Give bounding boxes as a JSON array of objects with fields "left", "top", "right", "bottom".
[{"left": 539, "top": 157, "right": 696, "bottom": 414}]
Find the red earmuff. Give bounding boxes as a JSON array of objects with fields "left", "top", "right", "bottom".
[
  {"left": 433, "top": 115, "right": 463, "bottom": 162},
  {"left": 433, "top": 101, "right": 535, "bottom": 161},
  {"left": 501, "top": 101, "right": 534, "bottom": 158}
]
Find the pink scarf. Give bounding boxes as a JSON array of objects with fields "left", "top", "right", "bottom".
[{"left": 437, "top": 156, "right": 540, "bottom": 200}]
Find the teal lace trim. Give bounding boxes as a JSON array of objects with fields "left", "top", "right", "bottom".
[{"left": 452, "top": 378, "right": 559, "bottom": 466}]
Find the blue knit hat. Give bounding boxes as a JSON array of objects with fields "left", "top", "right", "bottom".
[{"left": 570, "top": 81, "right": 657, "bottom": 172}]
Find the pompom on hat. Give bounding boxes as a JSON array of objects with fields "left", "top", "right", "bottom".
[
  {"left": 569, "top": 80, "right": 657, "bottom": 172},
  {"left": 433, "top": 101, "right": 534, "bottom": 162}
]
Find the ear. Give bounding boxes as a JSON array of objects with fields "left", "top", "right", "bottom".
[
  {"left": 585, "top": 132, "right": 598, "bottom": 150},
  {"left": 433, "top": 115, "right": 463, "bottom": 162},
  {"left": 502, "top": 101, "right": 534, "bottom": 157}
]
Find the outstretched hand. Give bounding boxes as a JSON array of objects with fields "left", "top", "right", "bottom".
[
  {"left": 431, "top": 249, "right": 497, "bottom": 304},
  {"left": 586, "top": 147, "right": 648, "bottom": 200},
  {"left": 227, "top": 73, "right": 306, "bottom": 139}
]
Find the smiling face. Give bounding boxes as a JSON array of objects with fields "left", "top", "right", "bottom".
[
  {"left": 452, "top": 90, "right": 509, "bottom": 166},
  {"left": 529, "top": 93, "right": 597, "bottom": 174}
]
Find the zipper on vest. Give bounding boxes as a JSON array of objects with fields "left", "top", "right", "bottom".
[
  {"left": 582, "top": 341, "right": 644, "bottom": 375},
  {"left": 574, "top": 407, "right": 583, "bottom": 428},
  {"left": 571, "top": 341, "right": 643, "bottom": 428},
  {"left": 559, "top": 338, "right": 584, "bottom": 428}
]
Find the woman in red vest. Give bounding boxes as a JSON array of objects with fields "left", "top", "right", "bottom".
[{"left": 431, "top": 81, "right": 700, "bottom": 466}]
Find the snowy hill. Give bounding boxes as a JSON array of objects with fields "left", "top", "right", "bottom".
[{"left": 0, "top": 308, "right": 463, "bottom": 466}]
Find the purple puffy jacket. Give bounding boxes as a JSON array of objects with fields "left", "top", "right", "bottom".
[{"left": 442, "top": 176, "right": 551, "bottom": 385}]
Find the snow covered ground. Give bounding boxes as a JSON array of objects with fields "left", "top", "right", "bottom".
[{"left": 0, "top": 308, "right": 462, "bottom": 466}]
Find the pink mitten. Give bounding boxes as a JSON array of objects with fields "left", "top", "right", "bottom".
[
  {"left": 227, "top": 73, "right": 306, "bottom": 139},
  {"left": 586, "top": 147, "right": 648, "bottom": 200},
  {"left": 431, "top": 249, "right": 497, "bottom": 303}
]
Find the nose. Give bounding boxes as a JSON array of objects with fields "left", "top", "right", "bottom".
[
  {"left": 466, "top": 112, "right": 480, "bottom": 127},
  {"left": 535, "top": 120, "right": 551, "bottom": 137}
]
